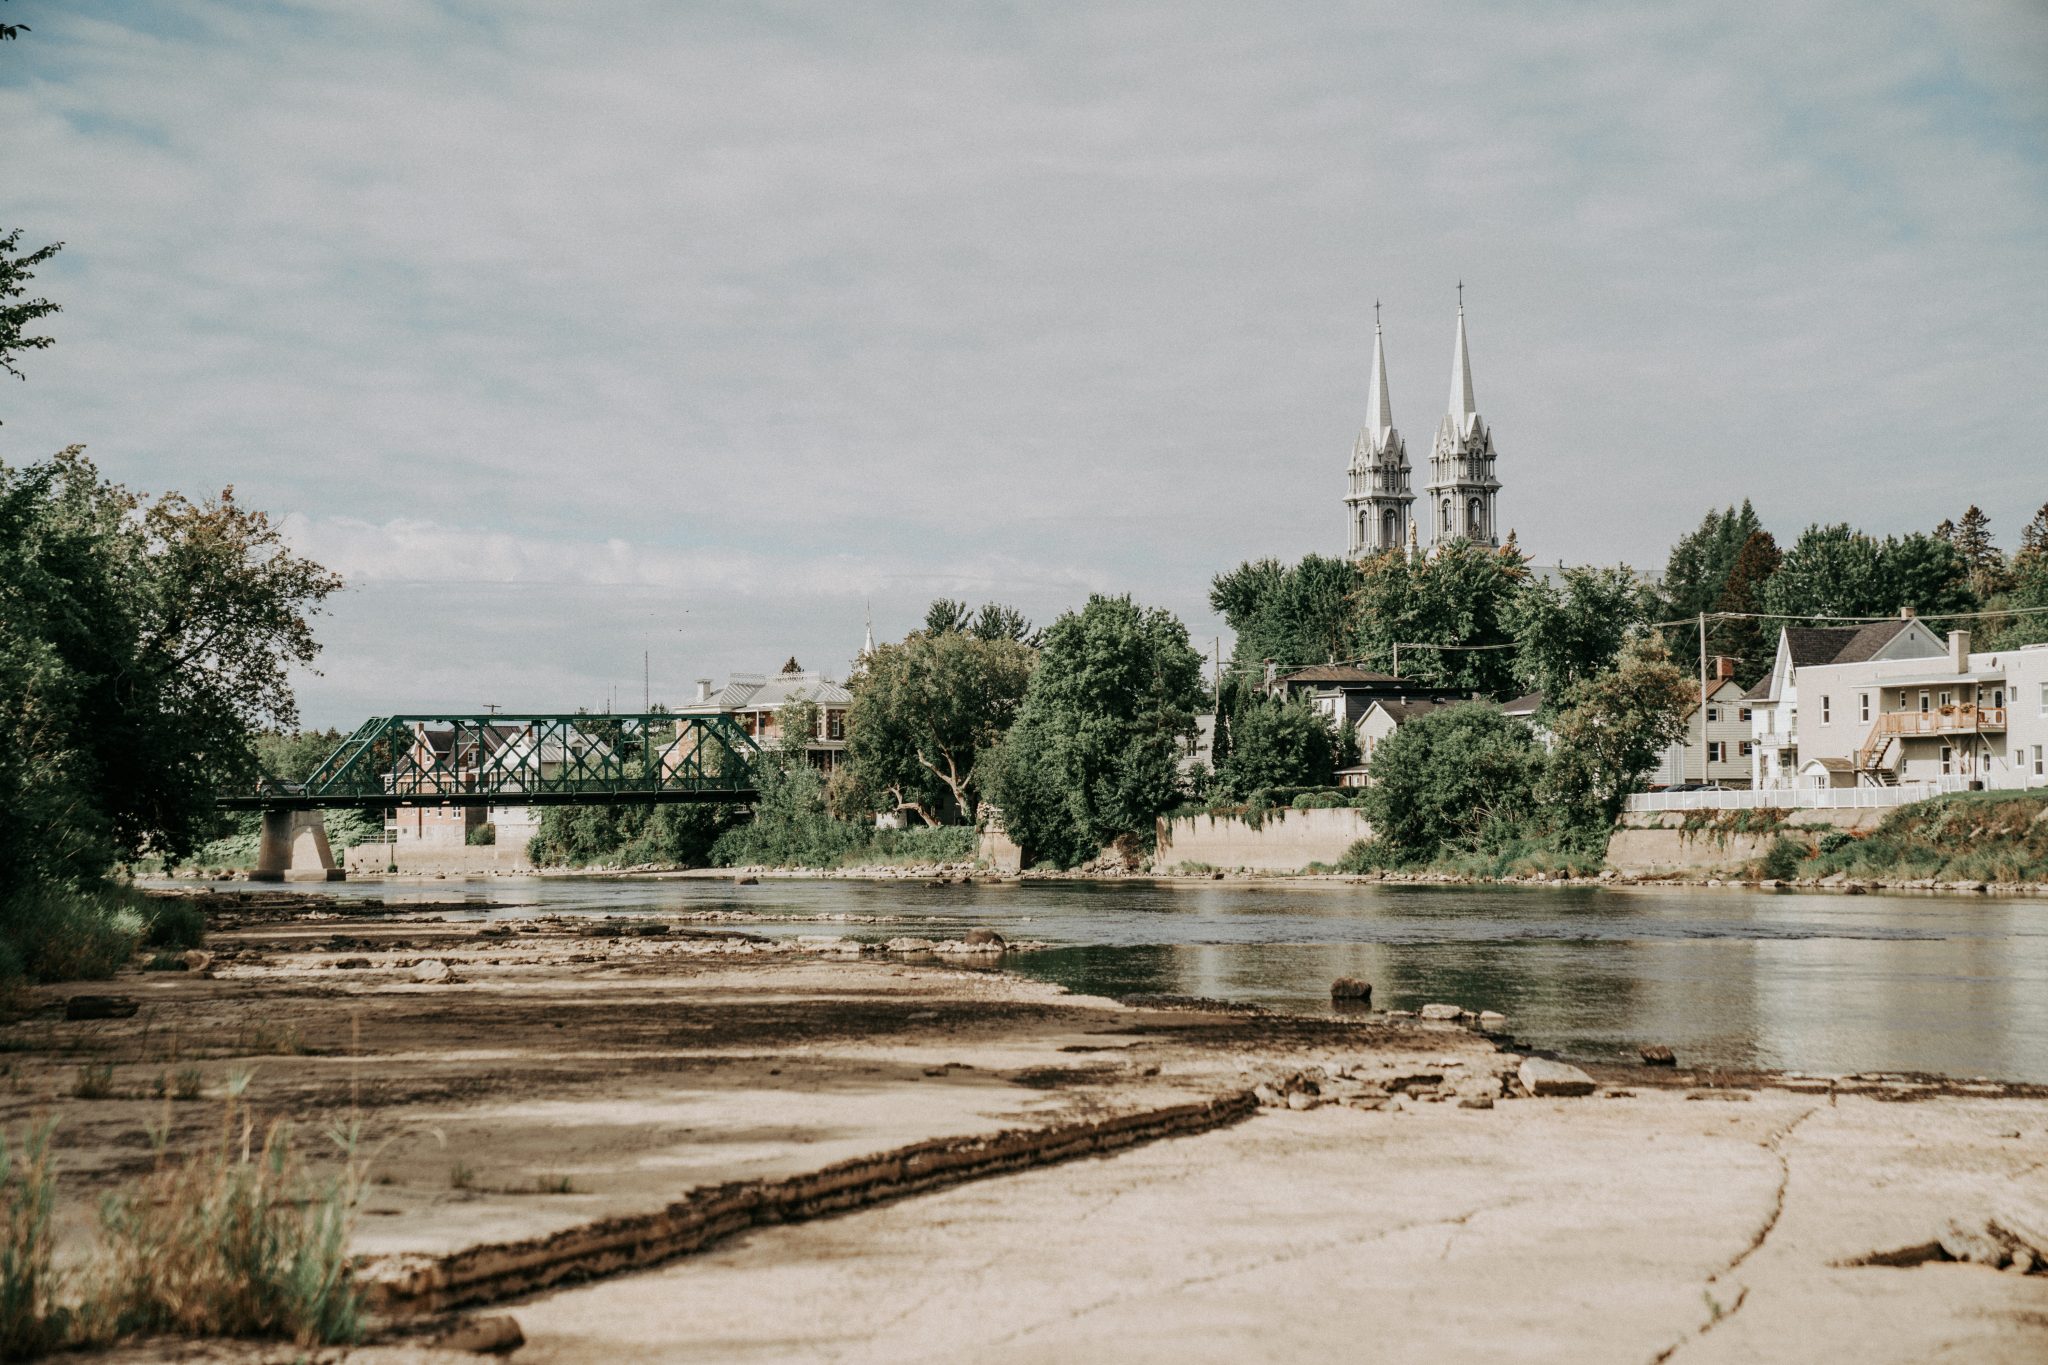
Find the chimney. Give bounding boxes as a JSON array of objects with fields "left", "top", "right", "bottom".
[
  {"left": 695, "top": 678, "right": 713, "bottom": 703},
  {"left": 1712, "top": 655, "right": 1736, "bottom": 682},
  {"left": 1899, "top": 606, "right": 1915, "bottom": 619},
  {"left": 1949, "top": 630, "right": 1970, "bottom": 674}
]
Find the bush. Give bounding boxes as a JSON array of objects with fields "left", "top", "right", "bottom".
[
  {"left": 0, "top": 881, "right": 145, "bottom": 985},
  {"left": 465, "top": 823, "right": 496, "bottom": 847},
  {"left": 142, "top": 899, "right": 205, "bottom": 951},
  {"left": 1759, "top": 836, "right": 1807, "bottom": 881},
  {"left": 0, "top": 1120, "right": 66, "bottom": 1359}
]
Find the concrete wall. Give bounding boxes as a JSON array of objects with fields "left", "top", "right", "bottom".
[
  {"left": 1155, "top": 808, "right": 1372, "bottom": 873},
  {"left": 1606, "top": 808, "right": 1885, "bottom": 875},
  {"left": 343, "top": 842, "right": 536, "bottom": 876}
]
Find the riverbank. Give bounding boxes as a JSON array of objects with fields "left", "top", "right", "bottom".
[{"left": 8, "top": 890, "right": 2046, "bottom": 1361}]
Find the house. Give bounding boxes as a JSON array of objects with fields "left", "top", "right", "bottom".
[
  {"left": 1355, "top": 697, "right": 1454, "bottom": 768},
  {"left": 1787, "top": 630, "right": 2048, "bottom": 789},
  {"left": 1746, "top": 613, "right": 1949, "bottom": 789},
  {"left": 1265, "top": 664, "right": 1466, "bottom": 733},
  {"left": 1650, "top": 662, "right": 1754, "bottom": 788},
  {"left": 675, "top": 659, "right": 852, "bottom": 770}
]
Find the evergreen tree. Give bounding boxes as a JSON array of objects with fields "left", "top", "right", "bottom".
[
  {"left": 1946, "top": 505, "right": 2010, "bottom": 597},
  {"left": 1659, "top": 501, "right": 1764, "bottom": 621},
  {"left": 2018, "top": 503, "right": 2048, "bottom": 566},
  {"left": 1708, "top": 529, "right": 1781, "bottom": 685}
]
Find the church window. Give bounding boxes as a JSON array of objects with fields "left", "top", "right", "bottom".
[
  {"left": 1382, "top": 508, "right": 1398, "bottom": 547},
  {"left": 1441, "top": 501, "right": 1452, "bottom": 534},
  {"left": 1467, "top": 498, "right": 1484, "bottom": 537},
  {"left": 1359, "top": 511, "right": 1368, "bottom": 544}
]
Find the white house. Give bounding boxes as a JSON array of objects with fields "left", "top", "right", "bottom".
[
  {"left": 1788, "top": 631, "right": 2048, "bottom": 790},
  {"left": 675, "top": 660, "right": 853, "bottom": 770},
  {"left": 1652, "top": 670, "right": 1753, "bottom": 788},
  {"left": 1746, "top": 614, "right": 1948, "bottom": 789}
]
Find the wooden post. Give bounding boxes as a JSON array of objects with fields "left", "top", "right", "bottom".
[{"left": 1698, "top": 612, "right": 1709, "bottom": 784}]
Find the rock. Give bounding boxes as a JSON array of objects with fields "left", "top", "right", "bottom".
[
  {"left": 410, "top": 959, "right": 453, "bottom": 984},
  {"left": 1940, "top": 1218, "right": 2012, "bottom": 1268},
  {"left": 1638, "top": 1045, "right": 1678, "bottom": 1067},
  {"left": 1329, "top": 977, "right": 1373, "bottom": 1003},
  {"left": 333, "top": 957, "right": 372, "bottom": 970},
  {"left": 962, "top": 928, "right": 1005, "bottom": 947},
  {"left": 436, "top": 1314, "right": 526, "bottom": 1354},
  {"left": 1418, "top": 1003, "right": 1464, "bottom": 1021},
  {"left": 1458, "top": 1095, "right": 1495, "bottom": 1110},
  {"left": 1286, "top": 1090, "right": 1321, "bottom": 1111},
  {"left": 885, "top": 937, "right": 937, "bottom": 953},
  {"left": 1517, "top": 1057, "right": 1597, "bottom": 1098},
  {"left": 1476, "top": 1011, "right": 1508, "bottom": 1031},
  {"left": 734, "top": 875, "right": 759, "bottom": 885},
  {"left": 179, "top": 949, "right": 213, "bottom": 972},
  {"left": 65, "top": 995, "right": 139, "bottom": 1021},
  {"left": 630, "top": 922, "right": 669, "bottom": 936},
  {"left": 1252, "top": 1083, "right": 1284, "bottom": 1107}
]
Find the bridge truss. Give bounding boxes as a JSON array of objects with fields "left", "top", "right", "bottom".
[{"left": 218, "top": 713, "right": 762, "bottom": 810}]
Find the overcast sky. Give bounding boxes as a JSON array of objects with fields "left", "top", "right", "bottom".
[{"left": 5, "top": 1, "right": 2045, "bottom": 726}]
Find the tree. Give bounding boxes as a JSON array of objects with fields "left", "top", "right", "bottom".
[
  {"left": 1659, "top": 501, "right": 1764, "bottom": 622},
  {"left": 923, "top": 597, "right": 1041, "bottom": 646},
  {"left": 1941, "top": 505, "right": 2009, "bottom": 597},
  {"left": 1356, "top": 703, "right": 1544, "bottom": 862},
  {"left": 711, "top": 700, "right": 867, "bottom": 868},
  {"left": 1350, "top": 539, "right": 1529, "bottom": 696},
  {"left": 1208, "top": 554, "right": 1360, "bottom": 671},
  {"left": 0, "top": 228, "right": 63, "bottom": 398},
  {"left": 1758, "top": 523, "right": 1887, "bottom": 622},
  {"left": 1879, "top": 532, "right": 1978, "bottom": 624},
  {"left": 845, "top": 629, "right": 1036, "bottom": 824},
  {"left": 2018, "top": 503, "right": 2048, "bottom": 567},
  {"left": 1505, "top": 564, "right": 1650, "bottom": 703},
  {"left": 1539, "top": 636, "right": 1696, "bottom": 838},
  {"left": 1214, "top": 695, "right": 1338, "bottom": 796},
  {"left": 986, "top": 594, "right": 1203, "bottom": 868},
  {"left": 1707, "top": 529, "right": 1780, "bottom": 685}
]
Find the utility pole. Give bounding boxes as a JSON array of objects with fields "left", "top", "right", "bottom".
[
  {"left": 1698, "top": 611, "right": 1709, "bottom": 785},
  {"left": 644, "top": 650, "right": 650, "bottom": 712}
]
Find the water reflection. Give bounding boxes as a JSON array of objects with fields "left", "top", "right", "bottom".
[{"left": 169, "top": 876, "right": 2048, "bottom": 1082}]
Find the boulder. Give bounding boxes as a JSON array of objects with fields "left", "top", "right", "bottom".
[
  {"left": 1329, "top": 977, "right": 1373, "bottom": 1003},
  {"left": 885, "top": 937, "right": 938, "bottom": 953},
  {"left": 962, "top": 928, "right": 1005, "bottom": 947},
  {"left": 1517, "top": 1057, "right": 1597, "bottom": 1098},
  {"left": 410, "top": 958, "right": 454, "bottom": 984},
  {"left": 1418, "top": 1003, "right": 1464, "bottom": 1021},
  {"left": 1638, "top": 1045, "right": 1678, "bottom": 1067},
  {"left": 1477, "top": 1011, "right": 1508, "bottom": 1031},
  {"left": 436, "top": 1314, "right": 526, "bottom": 1354},
  {"left": 1286, "top": 1090, "right": 1321, "bottom": 1111},
  {"left": 65, "top": 995, "right": 139, "bottom": 1021},
  {"left": 1458, "top": 1095, "right": 1495, "bottom": 1110},
  {"left": 179, "top": 949, "right": 213, "bottom": 973}
]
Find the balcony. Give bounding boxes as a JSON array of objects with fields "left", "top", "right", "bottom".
[{"left": 1870, "top": 705, "right": 2005, "bottom": 740}]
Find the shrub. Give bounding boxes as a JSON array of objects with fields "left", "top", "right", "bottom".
[
  {"left": 143, "top": 899, "right": 205, "bottom": 951},
  {"left": 0, "top": 881, "right": 145, "bottom": 984},
  {"left": 1817, "top": 829, "right": 1855, "bottom": 856},
  {"left": 0, "top": 1120, "right": 66, "bottom": 1359},
  {"left": 1759, "top": 836, "right": 1807, "bottom": 881}
]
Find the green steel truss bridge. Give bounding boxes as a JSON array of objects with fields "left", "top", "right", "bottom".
[{"left": 218, "top": 713, "right": 762, "bottom": 811}]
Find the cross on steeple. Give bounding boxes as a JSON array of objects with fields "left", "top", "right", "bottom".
[
  {"left": 1456, "top": 279, "right": 1463, "bottom": 311},
  {"left": 1374, "top": 298, "right": 1381, "bottom": 332}
]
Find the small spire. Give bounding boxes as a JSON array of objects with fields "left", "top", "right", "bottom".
[
  {"left": 862, "top": 600, "right": 874, "bottom": 658},
  {"left": 1366, "top": 312, "right": 1393, "bottom": 445},
  {"left": 1449, "top": 289, "right": 1476, "bottom": 425}
]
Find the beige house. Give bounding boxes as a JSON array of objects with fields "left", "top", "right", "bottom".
[
  {"left": 1651, "top": 664, "right": 1754, "bottom": 788},
  {"left": 676, "top": 660, "right": 852, "bottom": 770}
]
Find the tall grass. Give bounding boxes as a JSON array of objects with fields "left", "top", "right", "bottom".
[
  {"left": 0, "top": 1120, "right": 67, "bottom": 1360},
  {"left": 0, "top": 882, "right": 144, "bottom": 986}
]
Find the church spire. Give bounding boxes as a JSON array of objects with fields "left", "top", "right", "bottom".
[
  {"left": 1449, "top": 284, "right": 1476, "bottom": 429},
  {"left": 1366, "top": 302, "right": 1392, "bottom": 445}
]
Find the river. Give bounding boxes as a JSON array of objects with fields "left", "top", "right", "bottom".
[{"left": 193, "top": 877, "right": 2048, "bottom": 1084}]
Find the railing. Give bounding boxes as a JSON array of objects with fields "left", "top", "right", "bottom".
[
  {"left": 1624, "top": 777, "right": 1969, "bottom": 813},
  {"left": 1868, "top": 705, "right": 2005, "bottom": 738}
]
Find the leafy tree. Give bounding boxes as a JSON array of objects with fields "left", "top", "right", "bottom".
[
  {"left": 1208, "top": 554, "right": 1359, "bottom": 671},
  {"left": 1539, "top": 636, "right": 1696, "bottom": 837},
  {"left": 1214, "top": 695, "right": 1338, "bottom": 796},
  {"left": 923, "top": 598, "right": 1040, "bottom": 646},
  {"left": 253, "top": 729, "right": 345, "bottom": 785},
  {"left": 1879, "top": 531, "right": 1979, "bottom": 624},
  {"left": 1350, "top": 539, "right": 1529, "bottom": 696},
  {"left": 1706, "top": 529, "right": 1780, "bottom": 685},
  {"left": 845, "top": 628, "right": 1036, "bottom": 824},
  {"left": 1356, "top": 703, "right": 1544, "bottom": 862},
  {"left": 1505, "top": 564, "right": 1649, "bottom": 703},
  {"left": 986, "top": 594, "right": 1203, "bottom": 868},
  {"left": 1659, "top": 501, "right": 1764, "bottom": 622},
  {"left": 0, "top": 228, "right": 62, "bottom": 403},
  {"left": 1758, "top": 523, "right": 1888, "bottom": 621}
]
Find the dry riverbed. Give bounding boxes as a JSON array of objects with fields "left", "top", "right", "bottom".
[{"left": 6, "top": 890, "right": 2046, "bottom": 1363}]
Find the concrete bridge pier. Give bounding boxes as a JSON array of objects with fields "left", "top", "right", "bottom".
[{"left": 251, "top": 809, "right": 345, "bottom": 882}]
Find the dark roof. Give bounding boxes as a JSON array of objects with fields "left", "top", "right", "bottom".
[
  {"left": 1741, "top": 676, "right": 1774, "bottom": 700},
  {"left": 1501, "top": 691, "right": 1544, "bottom": 716},
  {"left": 1829, "top": 619, "right": 1917, "bottom": 665},
  {"left": 1782, "top": 618, "right": 1917, "bottom": 671},
  {"left": 1372, "top": 698, "right": 1453, "bottom": 723},
  {"left": 1277, "top": 665, "right": 1404, "bottom": 685}
]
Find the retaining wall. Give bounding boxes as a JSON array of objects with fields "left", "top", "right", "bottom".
[
  {"left": 1605, "top": 807, "right": 1886, "bottom": 875},
  {"left": 1155, "top": 807, "right": 1372, "bottom": 872},
  {"left": 343, "top": 843, "right": 537, "bottom": 877}
]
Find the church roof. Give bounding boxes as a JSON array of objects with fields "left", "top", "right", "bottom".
[
  {"left": 1365, "top": 320, "right": 1395, "bottom": 452},
  {"left": 1448, "top": 299, "right": 1478, "bottom": 434}
]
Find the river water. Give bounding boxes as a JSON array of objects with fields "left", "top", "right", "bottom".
[{"left": 204, "top": 877, "right": 2048, "bottom": 1084}]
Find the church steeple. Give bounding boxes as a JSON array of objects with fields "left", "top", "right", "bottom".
[
  {"left": 1425, "top": 285, "right": 1501, "bottom": 549},
  {"left": 1346, "top": 301, "right": 1414, "bottom": 559}
]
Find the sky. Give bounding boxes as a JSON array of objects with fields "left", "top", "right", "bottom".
[{"left": 4, "top": 1, "right": 2046, "bottom": 727}]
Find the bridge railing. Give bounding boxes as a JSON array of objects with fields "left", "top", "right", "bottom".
[{"left": 225, "top": 713, "right": 762, "bottom": 809}]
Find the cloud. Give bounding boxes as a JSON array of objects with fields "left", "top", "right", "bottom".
[{"left": 2, "top": 1, "right": 2045, "bottom": 723}]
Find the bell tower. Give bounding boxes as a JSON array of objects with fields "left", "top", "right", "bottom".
[
  {"left": 1345, "top": 303, "right": 1414, "bottom": 558},
  {"left": 1425, "top": 286, "right": 1501, "bottom": 549}
]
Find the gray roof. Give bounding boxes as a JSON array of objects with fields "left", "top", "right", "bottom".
[
  {"left": 684, "top": 670, "right": 851, "bottom": 713},
  {"left": 1372, "top": 698, "right": 1453, "bottom": 723},
  {"left": 1501, "top": 691, "right": 1544, "bottom": 716},
  {"left": 1782, "top": 619, "right": 1917, "bottom": 671}
]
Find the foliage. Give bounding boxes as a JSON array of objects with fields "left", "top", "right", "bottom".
[
  {"left": 1208, "top": 554, "right": 1360, "bottom": 672},
  {"left": 1539, "top": 635, "right": 1697, "bottom": 835},
  {"left": 1800, "top": 791, "right": 2048, "bottom": 885},
  {"left": 1758, "top": 523, "right": 1976, "bottom": 624},
  {"left": 252, "top": 729, "right": 345, "bottom": 786},
  {"left": 987, "top": 595, "right": 1204, "bottom": 869},
  {"left": 1355, "top": 702, "right": 1545, "bottom": 863},
  {"left": 921, "top": 598, "right": 1041, "bottom": 646},
  {"left": 0, "top": 450, "right": 341, "bottom": 904},
  {"left": 528, "top": 800, "right": 731, "bottom": 870},
  {"left": 1659, "top": 501, "right": 1764, "bottom": 624},
  {"left": 1707, "top": 529, "right": 1780, "bottom": 685},
  {"left": 1349, "top": 540, "right": 1529, "bottom": 696},
  {"left": 0, "top": 881, "right": 145, "bottom": 985},
  {"left": 845, "top": 627, "right": 1035, "bottom": 824},
  {"left": 1936, "top": 504, "right": 2010, "bottom": 598},
  {"left": 1505, "top": 564, "right": 1650, "bottom": 703},
  {"left": 1759, "top": 836, "right": 1807, "bottom": 882},
  {"left": 0, "top": 228, "right": 61, "bottom": 396},
  {"left": 1213, "top": 695, "right": 1338, "bottom": 797},
  {"left": 0, "top": 1120, "right": 66, "bottom": 1359},
  {"left": 465, "top": 823, "right": 496, "bottom": 847}
]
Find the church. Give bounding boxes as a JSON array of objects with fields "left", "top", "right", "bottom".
[{"left": 1344, "top": 294, "right": 1501, "bottom": 557}]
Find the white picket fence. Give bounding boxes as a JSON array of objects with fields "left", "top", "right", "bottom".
[{"left": 1623, "top": 777, "right": 1969, "bottom": 813}]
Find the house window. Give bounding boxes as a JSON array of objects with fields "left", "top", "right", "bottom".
[
  {"left": 1739, "top": 741, "right": 1753, "bottom": 757},
  {"left": 1919, "top": 691, "right": 1931, "bottom": 714},
  {"left": 1740, "top": 707, "right": 1752, "bottom": 722},
  {"left": 2039, "top": 683, "right": 2047, "bottom": 717},
  {"left": 1860, "top": 694, "right": 1870, "bottom": 723},
  {"left": 2035, "top": 745, "right": 2044, "bottom": 777},
  {"left": 1820, "top": 696, "right": 1831, "bottom": 724},
  {"left": 1938, "top": 690, "right": 1952, "bottom": 708},
  {"left": 1707, "top": 707, "right": 1720, "bottom": 723},
  {"left": 1707, "top": 741, "right": 1724, "bottom": 764},
  {"left": 1940, "top": 745, "right": 1953, "bottom": 775},
  {"left": 827, "top": 711, "right": 846, "bottom": 741},
  {"left": 1992, "top": 688, "right": 2004, "bottom": 709}
]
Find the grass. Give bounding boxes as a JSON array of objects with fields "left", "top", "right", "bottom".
[
  {"left": 71, "top": 1065, "right": 114, "bottom": 1101},
  {"left": 0, "top": 882, "right": 147, "bottom": 987},
  {"left": 1334, "top": 833, "right": 1604, "bottom": 881},
  {"left": 0, "top": 1120, "right": 66, "bottom": 1359},
  {"left": 448, "top": 1161, "right": 475, "bottom": 1192},
  {"left": 1796, "top": 791, "right": 2048, "bottom": 884},
  {"left": 530, "top": 1173, "right": 575, "bottom": 1195}
]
